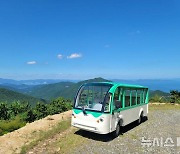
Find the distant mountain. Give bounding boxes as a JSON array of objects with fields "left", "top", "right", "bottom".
[
  {"left": 55, "top": 77, "right": 110, "bottom": 99},
  {"left": 0, "top": 88, "right": 45, "bottom": 106},
  {"left": 25, "top": 77, "right": 170, "bottom": 100},
  {"left": 25, "top": 82, "right": 75, "bottom": 100},
  {"left": 0, "top": 83, "right": 36, "bottom": 93},
  {"left": 1, "top": 78, "right": 180, "bottom": 92},
  {"left": 149, "top": 90, "right": 170, "bottom": 97},
  {"left": 111, "top": 79, "right": 180, "bottom": 92},
  {"left": 25, "top": 77, "right": 110, "bottom": 100},
  {"left": 0, "top": 77, "right": 173, "bottom": 102}
]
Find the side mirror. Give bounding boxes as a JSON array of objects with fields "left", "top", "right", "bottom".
[{"left": 115, "top": 100, "right": 121, "bottom": 109}]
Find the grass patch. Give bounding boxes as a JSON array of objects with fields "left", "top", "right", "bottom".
[
  {"left": 20, "top": 119, "right": 71, "bottom": 154},
  {"left": 149, "top": 103, "right": 180, "bottom": 110},
  {"left": 55, "top": 129, "right": 87, "bottom": 154},
  {"left": 0, "top": 116, "right": 26, "bottom": 136},
  {"left": 129, "top": 133, "right": 137, "bottom": 139}
]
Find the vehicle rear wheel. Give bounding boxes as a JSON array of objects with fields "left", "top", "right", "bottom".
[
  {"left": 144, "top": 116, "right": 148, "bottom": 121},
  {"left": 112, "top": 123, "right": 120, "bottom": 137},
  {"left": 137, "top": 112, "right": 143, "bottom": 124}
]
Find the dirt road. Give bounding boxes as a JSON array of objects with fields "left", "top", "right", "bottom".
[
  {"left": 73, "top": 108, "right": 180, "bottom": 154},
  {"left": 28, "top": 104, "right": 180, "bottom": 154}
]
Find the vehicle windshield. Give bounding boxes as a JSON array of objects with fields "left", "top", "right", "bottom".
[{"left": 75, "top": 84, "right": 112, "bottom": 112}]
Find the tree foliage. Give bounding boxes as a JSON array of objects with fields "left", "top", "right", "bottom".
[
  {"left": 170, "top": 90, "right": 180, "bottom": 104},
  {"left": 149, "top": 94, "right": 168, "bottom": 103},
  {"left": 0, "top": 97, "right": 72, "bottom": 135},
  {"left": 0, "top": 103, "right": 9, "bottom": 120}
]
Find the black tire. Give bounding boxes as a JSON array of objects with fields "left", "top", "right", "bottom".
[
  {"left": 137, "top": 112, "right": 143, "bottom": 125},
  {"left": 143, "top": 116, "right": 148, "bottom": 121},
  {"left": 112, "top": 123, "right": 120, "bottom": 137}
]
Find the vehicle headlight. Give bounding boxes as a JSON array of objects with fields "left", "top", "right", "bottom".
[{"left": 99, "top": 117, "right": 104, "bottom": 122}]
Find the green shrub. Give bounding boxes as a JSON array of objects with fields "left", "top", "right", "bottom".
[
  {"left": 0, "top": 102, "right": 9, "bottom": 120},
  {"left": 170, "top": 90, "right": 180, "bottom": 104},
  {"left": 47, "top": 97, "right": 72, "bottom": 115},
  {"left": 0, "top": 97, "right": 72, "bottom": 135},
  {"left": 0, "top": 116, "right": 26, "bottom": 135}
]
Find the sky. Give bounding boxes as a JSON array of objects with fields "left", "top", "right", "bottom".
[{"left": 0, "top": 0, "right": 180, "bottom": 80}]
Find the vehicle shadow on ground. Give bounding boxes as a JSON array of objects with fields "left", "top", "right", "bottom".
[{"left": 74, "top": 118, "right": 148, "bottom": 142}]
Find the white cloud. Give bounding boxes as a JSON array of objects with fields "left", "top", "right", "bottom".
[
  {"left": 67, "top": 53, "right": 82, "bottom": 59},
  {"left": 27, "top": 61, "right": 37, "bottom": 65},
  {"left": 57, "top": 54, "right": 63, "bottom": 59}
]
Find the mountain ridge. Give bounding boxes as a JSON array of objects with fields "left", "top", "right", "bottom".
[
  {"left": 0, "top": 77, "right": 173, "bottom": 102},
  {"left": 0, "top": 87, "right": 45, "bottom": 106}
]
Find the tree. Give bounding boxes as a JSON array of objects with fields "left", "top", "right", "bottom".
[
  {"left": 170, "top": 90, "right": 180, "bottom": 104},
  {"left": 47, "top": 97, "right": 72, "bottom": 115},
  {"left": 9, "top": 101, "right": 30, "bottom": 118},
  {"left": 33, "top": 102, "right": 48, "bottom": 120},
  {"left": 24, "top": 109, "right": 36, "bottom": 122},
  {"left": 0, "top": 102, "right": 9, "bottom": 120}
]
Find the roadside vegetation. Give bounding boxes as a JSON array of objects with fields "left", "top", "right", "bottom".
[
  {"left": 149, "top": 103, "right": 180, "bottom": 110},
  {"left": 150, "top": 90, "right": 180, "bottom": 104},
  {"left": 0, "top": 97, "right": 72, "bottom": 136},
  {"left": 20, "top": 119, "right": 87, "bottom": 154},
  {"left": 170, "top": 90, "right": 180, "bottom": 103},
  {"left": 20, "top": 119, "right": 72, "bottom": 154}
]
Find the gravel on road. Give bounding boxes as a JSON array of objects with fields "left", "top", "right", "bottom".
[{"left": 73, "top": 107, "right": 180, "bottom": 154}]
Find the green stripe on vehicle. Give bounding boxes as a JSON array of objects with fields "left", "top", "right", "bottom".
[{"left": 73, "top": 109, "right": 103, "bottom": 118}]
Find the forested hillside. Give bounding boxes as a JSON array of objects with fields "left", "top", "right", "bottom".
[
  {"left": 26, "top": 77, "right": 110, "bottom": 100},
  {"left": 0, "top": 88, "right": 44, "bottom": 106},
  {"left": 0, "top": 77, "right": 172, "bottom": 102},
  {"left": 149, "top": 90, "right": 170, "bottom": 97},
  {"left": 26, "top": 82, "right": 75, "bottom": 100},
  {"left": 25, "top": 77, "right": 170, "bottom": 101}
]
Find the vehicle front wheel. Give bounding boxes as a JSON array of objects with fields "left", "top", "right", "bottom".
[{"left": 112, "top": 123, "right": 120, "bottom": 137}]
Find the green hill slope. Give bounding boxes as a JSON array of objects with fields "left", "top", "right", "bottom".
[
  {"left": 0, "top": 88, "right": 44, "bottom": 106},
  {"left": 26, "top": 82, "right": 75, "bottom": 100},
  {"left": 27, "top": 77, "right": 110, "bottom": 100},
  {"left": 149, "top": 90, "right": 170, "bottom": 97},
  {"left": 59, "top": 77, "right": 111, "bottom": 99}
]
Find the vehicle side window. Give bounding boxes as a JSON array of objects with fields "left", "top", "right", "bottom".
[
  {"left": 125, "top": 90, "right": 130, "bottom": 107},
  {"left": 113, "top": 87, "right": 122, "bottom": 109},
  {"left": 137, "top": 90, "right": 141, "bottom": 104},
  {"left": 131, "top": 90, "right": 136, "bottom": 106}
]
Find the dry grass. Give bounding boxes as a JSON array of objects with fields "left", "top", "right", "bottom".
[
  {"left": 149, "top": 103, "right": 180, "bottom": 110},
  {"left": 20, "top": 119, "right": 71, "bottom": 154},
  {"left": 54, "top": 129, "right": 87, "bottom": 154}
]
